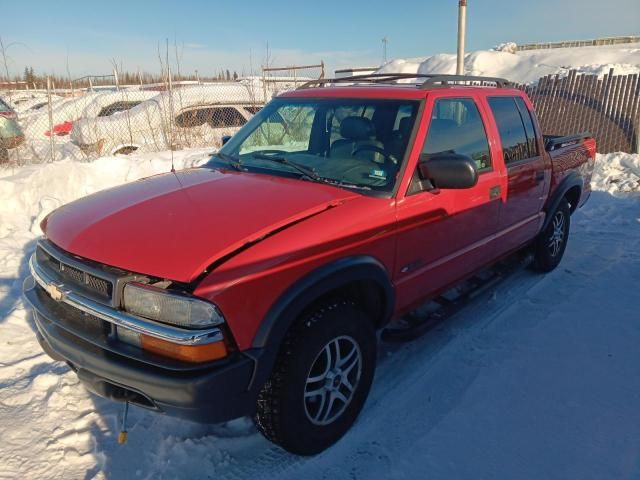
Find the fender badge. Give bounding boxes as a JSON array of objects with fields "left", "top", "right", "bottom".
[{"left": 45, "top": 283, "right": 66, "bottom": 302}]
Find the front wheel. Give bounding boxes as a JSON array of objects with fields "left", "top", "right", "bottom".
[
  {"left": 531, "top": 198, "right": 571, "bottom": 273},
  {"left": 254, "top": 300, "right": 377, "bottom": 455}
]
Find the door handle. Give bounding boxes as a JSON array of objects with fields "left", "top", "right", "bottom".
[
  {"left": 535, "top": 171, "right": 545, "bottom": 183},
  {"left": 489, "top": 185, "right": 501, "bottom": 199}
]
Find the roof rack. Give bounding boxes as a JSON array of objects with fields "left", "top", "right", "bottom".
[{"left": 298, "top": 73, "right": 511, "bottom": 90}]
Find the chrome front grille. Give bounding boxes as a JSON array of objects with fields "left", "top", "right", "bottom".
[{"left": 35, "top": 242, "right": 115, "bottom": 303}]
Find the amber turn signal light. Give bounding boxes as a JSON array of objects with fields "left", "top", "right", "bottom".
[{"left": 141, "top": 335, "right": 228, "bottom": 363}]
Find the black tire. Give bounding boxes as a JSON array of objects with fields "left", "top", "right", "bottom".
[
  {"left": 531, "top": 198, "right": 571, "bottom": 273},
  {"left": 0, "top": 147, "right": 8, "bottom": 164},
  {"left": 254, "top": 299, "right": 377, "bottom": 455}
]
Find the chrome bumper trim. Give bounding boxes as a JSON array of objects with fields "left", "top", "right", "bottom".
[{"left": 28, "top": 254, "right": 223, "bottom": 346}]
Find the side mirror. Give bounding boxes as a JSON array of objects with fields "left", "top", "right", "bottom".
[
  {"left": 418, "top": 153, "right": 478, "bottom": 190},
  {"left": 221, "top": 135, "right": 232, "bottom": 146}
]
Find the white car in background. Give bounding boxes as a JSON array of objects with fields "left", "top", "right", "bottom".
[
  {"left": 5, "top": 92, "right": 65, "bottom": 114},
  {"left": 18, "top": 90, "right": 155, "bottom": 139},
  {"left": 71, "top": 83, "right": 272, "bottom": 156}
]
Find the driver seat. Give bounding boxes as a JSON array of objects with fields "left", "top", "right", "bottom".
[{"left": 330, "top": 116, "right": 385, "bottom": 164}]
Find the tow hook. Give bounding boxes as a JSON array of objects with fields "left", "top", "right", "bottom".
[{"left": 118, "top": 401, "right": 130, "bottom": 445}]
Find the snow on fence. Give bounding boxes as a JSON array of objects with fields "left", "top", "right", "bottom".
[
  {"left": 516, "top": 35, "right": 640, "bottom": 51},
  {"left": 514, "top": 69, "right": 640, "bottom": 154},
  {"left": 1, "top": 63, "right": 324, "bottom": 166}
]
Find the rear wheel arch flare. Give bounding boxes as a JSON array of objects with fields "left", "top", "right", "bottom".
[
  {"left": 543, "top": 171, "right": 582, "bottom": 230},
  {"left": 564, "top": 185, "right": 581, "bottom": 213}
]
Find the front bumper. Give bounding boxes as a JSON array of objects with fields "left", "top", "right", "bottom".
[{"left": 23, "top": 272, "right": 263, "bottom": 423}]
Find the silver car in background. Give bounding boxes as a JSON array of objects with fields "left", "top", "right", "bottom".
[{"left": 0, "top": 97, "right": 25, "bottom": 163}]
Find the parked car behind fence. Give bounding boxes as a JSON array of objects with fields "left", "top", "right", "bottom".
[
  {"left": 0, "top": 97, "right": 25, "bottom": 163},
  {"left": 71, "top": 82, "right": 275, "bottom": 157}
]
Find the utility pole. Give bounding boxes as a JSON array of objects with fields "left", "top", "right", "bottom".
[
  {"left": 382, "top": 36, "right": 389, "bottom": 64},
  {"left": 456, "top": 0, "right": 467, "bottom": 75}
]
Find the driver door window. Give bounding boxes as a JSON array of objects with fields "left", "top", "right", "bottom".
[{"left": 422, "top": 98, "right": 491, "bottom": 170}]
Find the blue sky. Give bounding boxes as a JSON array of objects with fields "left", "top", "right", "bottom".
[{"left": 1, "top": 0, "right": 638, "bottom": 77}]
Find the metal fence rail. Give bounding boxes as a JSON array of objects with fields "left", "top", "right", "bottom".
[{"left": 514, "top": 69, "right": 640, "bottom": 154}]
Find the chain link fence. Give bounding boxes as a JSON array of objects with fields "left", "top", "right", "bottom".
[{"left": 0, "top": 63, "right": 324, "bottom": 166}]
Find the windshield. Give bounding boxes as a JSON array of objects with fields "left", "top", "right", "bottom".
[{"left": 208, "top": 97, "right": 420, "bottom": 193}]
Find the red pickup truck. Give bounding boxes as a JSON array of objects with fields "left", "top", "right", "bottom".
[{"left": 24, "top": 74, "right": 595, "bottom": 455}]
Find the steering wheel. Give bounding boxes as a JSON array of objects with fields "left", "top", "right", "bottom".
[{"left": 351, "top": 145, "right": 398, "bottom": 172}]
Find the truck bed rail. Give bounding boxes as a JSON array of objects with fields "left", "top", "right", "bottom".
[{"left": 544, "top": 132, "right": 592, "bottom": 151}]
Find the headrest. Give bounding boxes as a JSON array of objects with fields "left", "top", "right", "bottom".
[
  {"left": 340, "top": 116, "right": 376, "bottom": 140},
  {"left": 398, "top": 116, "right": 412, "bottom": 135},
  {"left": 428, "top": 118, "right": 457, "bottom": 134}
]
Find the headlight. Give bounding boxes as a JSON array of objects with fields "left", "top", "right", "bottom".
[{"left": 123, "top": 282, "right": 224, "bottom": 328}]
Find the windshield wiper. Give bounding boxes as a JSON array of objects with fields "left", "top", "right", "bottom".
[
  {"left": 252, "top": 153, "right": 373, "bottom": 190},
  {"left": 215, "top": 152, "right": 242, "bottom": 171},
  {"left": 251, "top": 153, "right": 321, "bottom": 181}
]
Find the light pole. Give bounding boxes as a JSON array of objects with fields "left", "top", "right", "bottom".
[
  {"left": 382, "top": 36, "right": 389, "bottom": 64},
  {"left": 456, "top": 0, "right": 467, "bottom": 75}
]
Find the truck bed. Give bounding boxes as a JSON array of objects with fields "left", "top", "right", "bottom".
[{"left": 546, "top": 133, "right": 597, "bottom": 211}]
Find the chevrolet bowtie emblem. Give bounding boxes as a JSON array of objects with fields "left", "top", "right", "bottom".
[{"left": 44, "top": 283, "right": 66, "bottom": 302}]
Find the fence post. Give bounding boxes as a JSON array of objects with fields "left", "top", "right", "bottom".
[
  {"left": 636, "top": 115, "right": 640, "bottom": 154},
  {"left": 262, "top": 65, "right": 267, "bottom": 103},
  {"left": 113, "top": 67, "right": 120, "bottom": 91},
  {"left": 46, "top": 76, "right": 55, "bottom": 162}
]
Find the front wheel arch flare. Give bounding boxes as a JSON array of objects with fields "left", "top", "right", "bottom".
[{"left": 247, "top": 256, "right": 394, "bottom": 390}]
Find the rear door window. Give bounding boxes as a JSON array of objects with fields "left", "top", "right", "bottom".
[
  {"left": 97, "top": 101, "right": 143, "bottom": 117},
  {"left": 423, "top": 98, "right": 491, "bottom": 171},
  {"left": 487, "top": 96, "right": 533, "bottom": 164},
  {"left": 176, "top": 107, "right": 247, "bottom": 128},
  {"left": 209, "top": 107, "right": 247, "bottom": 128}
]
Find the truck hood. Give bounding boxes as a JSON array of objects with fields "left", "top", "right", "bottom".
[{"left": 44, "top": 168, "right": 357, "bottom": 282}]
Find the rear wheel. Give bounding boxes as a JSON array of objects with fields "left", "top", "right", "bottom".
[
  {"left": 531, "top": 198, "right": 571, "bottom": 273},
  {"left": 0, "top": 147, "right": 8, "bottom": 164},
  {"left": 254, "top": 300, "right": 377, "bottom": 455}
]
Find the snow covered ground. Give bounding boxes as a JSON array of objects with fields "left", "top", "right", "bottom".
[
  {"left": 377, "top": 42, "right": 640, "bottom": 84},
  {"left": 0, "top": 148, "right": 639, "bottom": 479}
]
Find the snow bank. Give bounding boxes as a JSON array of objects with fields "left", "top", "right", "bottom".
[
  {"left": 0, "top": 148, "right": 212, "bottom": 241},
  {"left": 377, "top": 43, "right": 640, "bottom": 84},
  {"left": 592, "top": 152, "right": 640, "bottom": 194}
]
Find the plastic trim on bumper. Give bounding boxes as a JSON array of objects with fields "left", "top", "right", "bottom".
[{"left": 24, "top": 275, "right": 262, "bottom": 423}]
